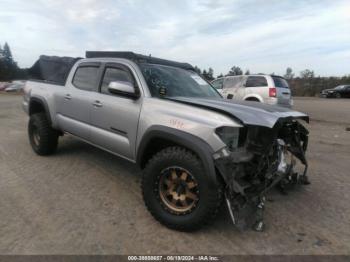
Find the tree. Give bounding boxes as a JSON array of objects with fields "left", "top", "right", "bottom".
[
  {"left": 227, "top": 66, "right": 243, "bottom": 76},
  {"left": 0, "top": 44, "right": 3, "bottom": 59},
  {"left": 300, "top": 69, "right": 314, "bottom": 79},
  {"left": 0, "top": 42, "right": 21, "bottom": 81},
  {"left": 194, "top": 65, "right": 201, "bottom": 75},
  {"left": 244, "top": 69, "right": 250, "bottom": 75},
  {"left": 3, "top": 42, "right": 13, "bottom": 62},
  {"left": 284, "top": 67, "right": 294, "bottom": 80},
  {"left": 207, "top": 67, "right": 214, "bottom": 81},
  {"left": 217, "top": 73, "right": 224, "bottom": 78},
  {"left": 201, "top": 68, "right": 214, "bottom": 81}
]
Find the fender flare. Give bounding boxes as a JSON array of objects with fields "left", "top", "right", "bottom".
[
  {"left": 136, "top": 125, "right": 220, "bottom": 188},
  {"left": 29, "top": 97, "right": 52, "bottom": 125}
]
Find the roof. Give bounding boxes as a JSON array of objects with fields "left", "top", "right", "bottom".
[{"left": 85, "top": 51, "right": 194, "bottom": 71}]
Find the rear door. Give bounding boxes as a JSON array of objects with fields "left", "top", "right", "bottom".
[
  {"left": 272, "top": 76, "right": 291, "bottom": 105},
  {"left": 223, "top": 76, "right": 245, "bottom": 99},
  {"left": 90, "top": 63, "right": 142, "bottom": 160},
  {"left": 55, "top": 62, "right": 101, "bottom": 140}
]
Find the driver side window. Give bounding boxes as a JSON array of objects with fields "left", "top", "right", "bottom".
[{"left": 101, "top": 67, "right": 134, "bottom": 95}]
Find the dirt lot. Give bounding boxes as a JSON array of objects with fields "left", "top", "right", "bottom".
[{"left": 0, "top": 94, "right": 349, "bottom": 255}]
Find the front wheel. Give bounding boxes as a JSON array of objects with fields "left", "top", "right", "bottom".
[
  {"left": 28, "top": 113, "right": 59, "bottom": 155},
  {"left": 335, "top": 93, "right": 341, "bottom": 98},
  {"left": 142, "top": 147, "right": 222, "bottom": 231}
]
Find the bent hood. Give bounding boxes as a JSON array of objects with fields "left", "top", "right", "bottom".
[{"left": 169, "top": 97, "right": 309, "bottom": 128}]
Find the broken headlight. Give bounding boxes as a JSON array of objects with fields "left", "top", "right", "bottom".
[{"left": 215, "top": 126, "right": 240, "bottom": 151}]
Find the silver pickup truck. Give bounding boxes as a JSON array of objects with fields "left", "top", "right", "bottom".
[{"left": 23, "top": 51, "right": 310, "bottom": 231}]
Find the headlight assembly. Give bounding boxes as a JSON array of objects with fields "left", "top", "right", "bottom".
[{"left": 215, "top": 126, "right": 240, "bottom": 151}]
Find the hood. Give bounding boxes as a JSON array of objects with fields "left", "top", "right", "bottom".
[
  {"left": 168, "top": 97, "right": 309, "bottom": 128},
  {"left": 322, "top": 89, "right": 334, "bottom": 92}
]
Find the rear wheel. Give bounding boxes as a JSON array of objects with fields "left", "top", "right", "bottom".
[
  {"left": 28, "top": 113, "right": 59, "bottom": 155},
  {"left": 142, "top": 147, "right": 222, "bottom": 231}
]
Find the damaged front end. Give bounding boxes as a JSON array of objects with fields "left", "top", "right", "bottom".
[{"left": 214, "top": 118, "right": 310, "bottom": 231}]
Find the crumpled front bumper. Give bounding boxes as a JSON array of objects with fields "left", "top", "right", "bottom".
[{"left": 213, "top": 119, "right": 309, "bottom": 231}]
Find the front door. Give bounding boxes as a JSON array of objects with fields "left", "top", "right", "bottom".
[{"left": 90, "top": 63, "right": 142, "bottom": 160}]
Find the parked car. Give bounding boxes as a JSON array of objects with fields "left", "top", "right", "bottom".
[
  {"left": 211, "top": 75, "right": 293, "bottom": 108},
  {"left": 23, "top": 52, "right": 309, "bottom": 231},
  {"left": 4, "top": 81, "right": 25, "bottom": 92},
  {"left": 0, "top": 82, "right": 11, "bottom": 91},
  {"left": 320, "top": 85, "right": 350, "bottom": 98}
]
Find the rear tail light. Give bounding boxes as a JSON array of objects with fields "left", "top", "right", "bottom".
[{"left": 269, "top": 87, "right": 276, "bottom": 97}]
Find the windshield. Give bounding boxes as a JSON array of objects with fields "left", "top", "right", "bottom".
[
  {"left": 139, "top": 63, "right": 221, "bottom": 98},
  {"left": 334, "top": 85, "right": 345, "bottom": 90}
]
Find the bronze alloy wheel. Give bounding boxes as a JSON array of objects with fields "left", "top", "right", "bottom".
[{"left": 158, "top": 166, "right": 199, "bottom": 214}]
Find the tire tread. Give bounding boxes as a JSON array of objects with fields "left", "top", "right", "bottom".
[
  {"left": 142, "top": 146, "right": 222, "bottom": 231},
  {"left": 28, "top": 113, "right": 58, "bottom": 155}
]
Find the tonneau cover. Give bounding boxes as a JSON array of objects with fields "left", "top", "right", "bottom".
[{"left": 28, "top": 55, "right": 81, "bottom": 85}]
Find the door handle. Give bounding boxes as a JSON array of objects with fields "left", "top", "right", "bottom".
[
  {"left": 64, "top": 94, "right": 72, "bottom": 100},
  {"left": 92, "top": 100, "right": 103, "bottom": 108}
]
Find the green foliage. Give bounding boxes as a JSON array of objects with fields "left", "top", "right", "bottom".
[
  {"left": 227, "top": 66, "right": 243, "bottom": 76},
  {"left": 0, "top": 42, "right": 26, "bottom": 81},
  {"left": 194, "top": 65, "right": 214, "bottom": 81},
  {"left": 289, "top": 75, "right": 350, "bottom": 96},
  {"left": 300, "top": 69, "right": 314, "bottom": 79},
  {"left": 284, "top": 67, "right": 294, "bottom": 79},
  {"left": 194, "top": 65, "right": 201, "bottom": 74}
]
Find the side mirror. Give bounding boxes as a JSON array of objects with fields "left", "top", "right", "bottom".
[{"left": 108, "top": 81, "right": 139, "bottom": 99}]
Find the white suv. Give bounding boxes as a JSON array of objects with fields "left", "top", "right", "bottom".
[{"left": 211, "top": 75, "right": 293, "bottom": 108}]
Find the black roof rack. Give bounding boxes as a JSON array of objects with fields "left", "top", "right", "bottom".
[{"left": 85, "top": 51, "right": 194, "bottom": 71}]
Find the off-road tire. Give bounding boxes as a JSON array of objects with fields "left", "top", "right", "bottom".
[
  {"left": 142, "top": 146, "right": 222, "bottom": 231},
  {"left": 28, "top": 113, "right": 59, "bottom": 155}
]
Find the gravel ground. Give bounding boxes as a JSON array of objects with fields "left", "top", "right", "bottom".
[{"left": 0, "top": 94, "right": 349, "bottom": 255}]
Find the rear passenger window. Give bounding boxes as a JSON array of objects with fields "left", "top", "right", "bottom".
[
  {"left": 72, "top": 66, "right": 99, "bottom": 91},
  {"left": 245, "top": 76, "right": 267, "bottom": 87},
  {"left": 101, "top": 67, "right": 134, "bottom": 94}
]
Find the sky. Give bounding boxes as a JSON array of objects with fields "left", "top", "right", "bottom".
[{"left": 0, "top": 0, "right": 349, "bottom": 77}]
